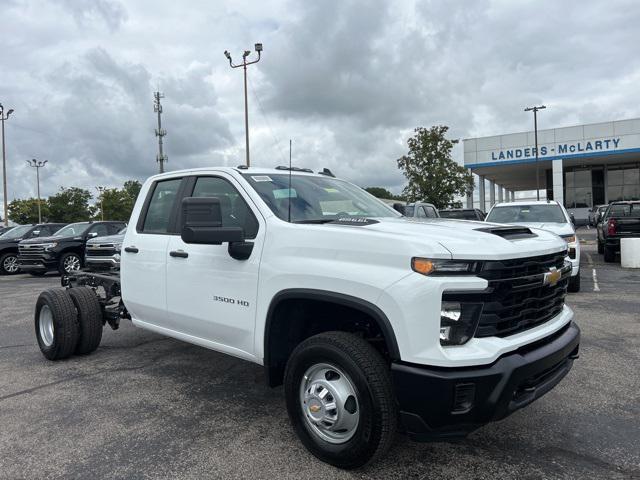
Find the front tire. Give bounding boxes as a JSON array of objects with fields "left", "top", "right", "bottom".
[
  {"left": 0, "top": 252, "right": 20, "bottom": 275},
  {"left": 35, "top": 289, "right": 79, "bottom": 360},
  {"left": 284, "top": 331, "right": 397, "bottom": 469},
  {"left": 59, "top": 252, "right": 82, "bottom": 275},
  {"left": 568, "top": 270, "right": 581, "bottom": 292},
  {"left": 597, "top": 240, "right": 604, "bottom": 254}
]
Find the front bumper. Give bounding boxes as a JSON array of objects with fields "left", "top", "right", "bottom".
[
  {"left": 85, "top": 256, "right": 120, "bottom": 269},
  {"left": 18, "top": 256, "right": 57, "bottom": 271},
  {"left": 392, "top": 321, "right": 580, "bottom": 441}
]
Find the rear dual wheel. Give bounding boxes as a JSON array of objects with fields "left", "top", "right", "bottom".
[
  {"left": 35, "top": 287, "right": 103, "bottom": 360},
  {"left": 284, "top": 331, "right": 397, "bottom": 469}
]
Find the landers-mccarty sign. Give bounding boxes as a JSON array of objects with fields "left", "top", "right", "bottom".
[{"left": 491, "top": 137, "right": 621, "bottom": 161}]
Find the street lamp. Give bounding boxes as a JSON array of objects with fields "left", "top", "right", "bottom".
[
  {"left": 26, "top": 159, "right": 47, "bottom": 224},
  {"left": 524, "top": 105, "right": 546, "bottom": 201},
  {"left": 96, "top": 186, "right": 106, "bottom": 221},
  {"left": 224, "top": 43, "right": 263, "bottom": 167},
  {"left": 1, "top": 104, "right": 14, "bottom": 227}
]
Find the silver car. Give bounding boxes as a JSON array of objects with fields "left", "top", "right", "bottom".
[{"left": 84, "top": 227, "right": 126, "bottom": 270}]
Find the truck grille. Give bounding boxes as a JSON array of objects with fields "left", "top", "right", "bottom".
[
  {"left": 18, "top": 245, "right": 45, "bottom": 257},
  {"left": 444, "top": 250, "right": 569, "bottom": 338},
  {"left": 86, "top": 245, "right": 117, "bottom": 257},
  {"left": 476, "top": 251, "right": 568, "bottom": 337}
]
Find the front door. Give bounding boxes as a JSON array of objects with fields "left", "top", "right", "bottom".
[{"left": 165, "top": 174, "right": 264, "bottom": 359}]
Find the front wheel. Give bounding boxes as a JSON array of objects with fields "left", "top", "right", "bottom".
[
  {"left": 0, "top": 253, "right": 20, "bottom": 275},
  {"left": 284, "top": 331, "right": 397, "bottom": 469},
  {"left": 597, "top": 240, "right": 604, "bottom": 254},
  {"left": 59, "top": 252, "right": 82, "bottom": 275}
]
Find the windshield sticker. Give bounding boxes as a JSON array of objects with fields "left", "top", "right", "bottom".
[
  {"left": 251, "top": 175, "right": 272, "bottom": 182},
  {"left": 273, "top": 188, "right": 297, "bottom": 199}
]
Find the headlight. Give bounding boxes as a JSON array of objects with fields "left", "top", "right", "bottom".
[
  {"left": 562, "top": 235, "right": 578, "bottom": 259},
  {"left": 440, "top": 301, "right": 482, "bottom": 346},
  {"left": 412, "top": 258, "right": 479, "bottom": 276},
  {"left": 42, "top": 242, "right": 58, "bottom": 251},
  {"left": 563, "top": 235, "right": 576, "bottom": 244}
]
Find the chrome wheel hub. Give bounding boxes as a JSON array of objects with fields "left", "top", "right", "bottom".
[
  {"left": 39, "top": 305, "right": 54, "bottom": 347},
  {"left": 3, "top": 255, "right": 18, "bottom": 273},
  {"left": 64, "top": 255, "right": 80, "bottom": 272},
  {"left": 299, "top": 363, "right": 360, "bottom": 444}
]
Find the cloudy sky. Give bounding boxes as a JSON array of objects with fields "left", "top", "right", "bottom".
[{"left": 2, "top": 0, "right": 640, "bottom": 209}]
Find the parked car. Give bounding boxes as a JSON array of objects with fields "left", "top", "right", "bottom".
[
  {"left": 439, "top": 208, "right": 486, "bottom": 221},
  {"left": 84, "top": 227, "right": 127, "bottom": 271},
  {"left": 485, "top": 200, "right": 581, "bottom": 292},
  {"left": 596, "top": 201, "right": 640, "bottom": 262},
  {"left": 587, "top": 204, "right": 608, "bottom": 226},
  {"left": 34, "top": 167, "right": 580, "bottom": 469},
  {"left": 394, "top": 201, "right": 439, "bottom": 218},
  {"left": 0, "top": 223, "right": 67, "bottom": 275},
  {"left": 18, "top": 221, "right": 126, "bottom": 275}
]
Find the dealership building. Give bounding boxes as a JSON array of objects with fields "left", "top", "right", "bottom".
[{"left": 463, "top": 117, "right": 640, "bottom": 221}]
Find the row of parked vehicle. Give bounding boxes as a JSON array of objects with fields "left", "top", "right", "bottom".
[{"left": 0, "top": 221, "right": 126, "bottom": 276}]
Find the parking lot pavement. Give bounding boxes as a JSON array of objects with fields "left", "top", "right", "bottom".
[{"left": 0, "top": 241, "right": 638, "bottom": 480}]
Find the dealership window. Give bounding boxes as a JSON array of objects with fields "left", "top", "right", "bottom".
[
  {"left": 607, "top": 165, "right": 640, "bottom": 202},
  {"left": 564, "top": 168, "right": 592, "bottom": 208}
]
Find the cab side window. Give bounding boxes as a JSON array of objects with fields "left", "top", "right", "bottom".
[
  {"left": 416, "top": 207, "right": 427, "bottom": 218},
  {"left": 142, "top": 179, "right": 182, "bottom": 234},
  {"left": 192, "top": 177, "right": 259, "bottom": 239},
  {"left": 425, "top": 206, "right": 438, "bottom": 218}
]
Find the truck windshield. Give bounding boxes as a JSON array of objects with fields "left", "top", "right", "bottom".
[
  {"left": 606, "top": 203, "right": 640, "bottom": 218},
  {"left": 54, "top": 223, "right": 91, "bottom": 237},
  {"left": 0, "top": 225, "right": 32, "bottom": 240},
  {"left": 487, "top": 205, "right": 567, "bottom": 224},
  {"left": 245, "top": 174, "right": 401, "bottom": 222}
]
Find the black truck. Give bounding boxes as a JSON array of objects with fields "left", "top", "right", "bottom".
[
  {"left": 0, "top": 223, "right": 67, "bottom": 275},
  {"left": 597, "top": 201, "right": 640, "bottom": 262},
  {"left": 18, "top": 221, "right": 126, "bottom": 275}
]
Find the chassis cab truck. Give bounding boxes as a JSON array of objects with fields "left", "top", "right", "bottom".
[{"left": 34, "top": 167, "right": 580, "bottom": 469}]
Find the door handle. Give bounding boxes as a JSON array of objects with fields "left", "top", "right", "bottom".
[
  {"left": 124, "top": 246, "right": 139, "bottom": 253},
  {"left": 169, "top": 250, "right": 188, "bottom": 258}
]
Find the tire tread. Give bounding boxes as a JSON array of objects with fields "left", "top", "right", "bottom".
[{"left": 68, "top": 287, "right": 103, "bottom": 355}]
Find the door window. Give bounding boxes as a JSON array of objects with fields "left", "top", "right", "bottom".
[
  {"left": 142, "top": 179, "right": 182, "bottom": 233},
  {"left": 425, "top": 206, "right": 438, "bottom": 218},
  {"left": 416, "top": 207, "right": 427, "bottom": 218},
  {"left": 191, "top": 177, "right": 259, "bottom": 239},
  {"left": 90, "top": 224, "right": 110, "bottom": 237}
]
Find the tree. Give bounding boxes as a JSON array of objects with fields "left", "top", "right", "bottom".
[
  {"left": 365, "top": 187, "right": 395, "bottom": 199},
  {"left": 47, "top": 187, "right": 93, "bottom": 223},
  {"left": 397, "top": 126, "right": 474, "bottom": 209},
  {"left": 95, "top": 180, "right": 142, "bottom": 222},
  {"left": 7, "top": 198, "right": 49, "bottom": 224}
]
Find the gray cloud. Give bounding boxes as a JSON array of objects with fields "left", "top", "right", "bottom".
[{"left": 2, "top": 0, "right": 640, "bottom": 213}]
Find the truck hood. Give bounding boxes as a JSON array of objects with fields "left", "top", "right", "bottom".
[
  {"left": 328, "top": 217, "right": 567, "bottom": 260},
  {"left": 499, "top": 221, "right": 574, "bottom": 237},
  {"left": 19, "top": 234, "right": 77, "bottom": 245},
  {"left": 86, "top": 233, "right": 125, "bottom": 245}
]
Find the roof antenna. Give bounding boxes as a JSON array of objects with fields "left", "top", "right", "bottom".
[{"left": 288, "top": 139, "right": 292, "bottom": 223}]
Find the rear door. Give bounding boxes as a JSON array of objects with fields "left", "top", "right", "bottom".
[
  {"left": 165, "top": 173, "right": 264, "bottom": 358},
  {"left": 121, "top": 177, "right": 185, "bottom": 327}
]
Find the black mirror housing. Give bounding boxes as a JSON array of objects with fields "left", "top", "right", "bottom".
[{"left": 181, "top": 197, "right": 245, "bottom": 245}]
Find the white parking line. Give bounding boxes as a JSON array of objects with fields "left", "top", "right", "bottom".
[{"left": 592, "top": 268, "right": 600, "bottom": 292}]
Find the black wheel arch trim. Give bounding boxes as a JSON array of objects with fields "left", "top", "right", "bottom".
[{"left": 264, "top": 288, "right": 401, "bottom": 381}]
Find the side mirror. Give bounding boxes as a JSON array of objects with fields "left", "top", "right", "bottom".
[
  {"left": 392, "top": 203, "right": 405, "bottom": 214},
  {"left": 87, "top": 232, "right": 98, "bottom": 238},
  {"left": 180, "top": 197, "right": 244, "bottom": 245},
  {"left": 570, "top": 213, "right": 576, "bottom": 225}
]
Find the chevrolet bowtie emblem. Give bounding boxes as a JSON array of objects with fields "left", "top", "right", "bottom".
[
  {"left": 543, "top": 267, "right": 561, "bottom": 287},
  {"left": 309, "top": 405, "right": 321, "bottom": 413}
]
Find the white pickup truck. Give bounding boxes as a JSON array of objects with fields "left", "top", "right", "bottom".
[{"left": 33, "top": 166, "right": 580, "bottom": 469}]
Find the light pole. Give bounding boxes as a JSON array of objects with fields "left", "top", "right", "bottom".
[
  {"left": 1, "top": 104, "right": 14, "bottom": 227},
  {"left": 224, "top": 43, "right": 263, "bottom": 167},
  {"left": 96, "top": 186, "right": 105, "bottom": 221},
  {"left": 26, "top": 159, "right": 47, "bottom": 223},
  {"left": 524, "top": 105, "right": 546, "bottom": 201}
]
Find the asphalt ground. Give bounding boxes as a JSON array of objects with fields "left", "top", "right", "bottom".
[{"left": 0, "top": 227, "right": 638, "bottom": 480}]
